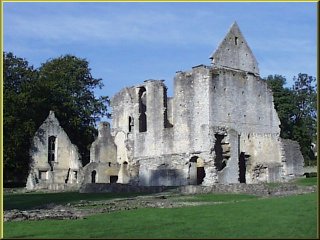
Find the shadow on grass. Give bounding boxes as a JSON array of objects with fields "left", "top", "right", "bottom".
[{"left": 4, "top": 191, "right": 151, "bottom": 210}]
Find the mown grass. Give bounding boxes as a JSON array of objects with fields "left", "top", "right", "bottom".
[
  {"left": 4, "top": 191, "right": 146, "bottom": 210},
  {"left": 4, "top": 193, "right": 317, "bottom": 239},
  {"left": 294, "top": 177, "right": 318, "bottom": 186}
]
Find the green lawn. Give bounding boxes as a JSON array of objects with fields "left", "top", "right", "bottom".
[
  {"left": 294, "top": 176, "right": 318, "bottom": 186},
  {"left": 4, "top": 193, "right": 317, "bottom": 239}
]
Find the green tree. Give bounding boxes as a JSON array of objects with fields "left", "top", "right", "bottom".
[
  {"left": 3, "top": 52, "right": 38, "bottom": 183},
  {"left": 265, "top": 74, "right": 317, "bottom": 166},
  {"left": 291, "top": 73, "right": 317, "bottom": 165},
  {"left": 264, "top": 75, "right": 297, "bottom": 139},
  {"left": 3, "top": 52, "right": 110, "bottom": 184},
  {"left": 33, "top": 55, "right": 110, "bottom": 166}
]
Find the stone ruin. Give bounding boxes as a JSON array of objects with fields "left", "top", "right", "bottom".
[
  {"left": 26, "top": 111, "right": 82, "bottom": 191},
  {"left": 26, "top": 22, "right": 304, "bottom": 191}
]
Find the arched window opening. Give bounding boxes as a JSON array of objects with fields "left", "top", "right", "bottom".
[{"left": 48, "top": 136, "right": 56, "bottom": 171}]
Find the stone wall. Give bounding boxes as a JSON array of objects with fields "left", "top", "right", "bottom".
[
  {"left": 83, "top": 122, "right": 120, "bottom": 184},
  {"left": 79, "top": 183, "right": 170, "bottom": 193},
  {"left": 26, "top": 111, "right": 82, "bottom": 190},
  {"left": 280, "top": 139, "right": 304, "bottom": 179},
  {"left": 97, "top": 22, "right": 304, "bottom": 187}
]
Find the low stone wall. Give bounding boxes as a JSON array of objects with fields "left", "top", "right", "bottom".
[
  {"left": 79, "top": 183, "right": 172, "bottom": 193},
  {"left": 179, "top": 183, "right": 317, "bottom": 196},
  {"left": 4, "top": 206, "right": 84, "bottom": 222}
]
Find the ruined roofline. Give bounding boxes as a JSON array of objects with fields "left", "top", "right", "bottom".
[{"left": 111, "top": 79, "right": 169, "bottom": 102}]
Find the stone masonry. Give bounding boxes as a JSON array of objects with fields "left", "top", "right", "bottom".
[
  {"left": 26, "top": 22, "right": 304, "bottom": 190},
  {"left": 110, "top": 22, "right": 304, "bottom": 186},
  {"left": 26, "top": 111, "right": 82, "bottom": 190}
]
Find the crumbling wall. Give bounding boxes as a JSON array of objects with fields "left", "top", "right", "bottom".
[
  {"left": 212, "top": 128, "right": 239, "bottom": 184},
  {"left": 90, "top": 122, "right": 117, "bottom": 164},
  {"left": 82, "top": 122, "right": 120, "bottom": 184},
  {"left": 138, "top": 152, "right": 211, "bottom": 187},
  {"left": 240, "top": 133, "right": 283, "bottom": 183},
  {"left": 209, "top": 69, "right": 280, "bottom": 135},
  {"left": 82, "top": 162, "right": 120, "bottom": 184},
  {"left": 107, "top": 22, "right": 303, "bottom": 187},
  {"left": 26, "top": 111, "right": 82, "bottom": 190},
  {"left": 280, "top": 139, "right": 304, "bottom": 180}
]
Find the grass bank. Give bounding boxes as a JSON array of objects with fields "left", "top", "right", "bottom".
[
  {"left": 4, "top": 192, "right": 146, "bottom": 210},
  {"left": 4, "top": 192, "right": 317, "bottom": 239}
]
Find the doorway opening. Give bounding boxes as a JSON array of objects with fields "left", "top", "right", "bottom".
[
  {"left": 238, "top": 152, "right": 247, "bottom": 183},
  {"left": 110, "top": 175, "right": 118, "bottom": 183},
  {"left": 189, "top": 156, "right": 205, "bottom": 185}
]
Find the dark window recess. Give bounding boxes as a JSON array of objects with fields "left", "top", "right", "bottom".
[
  {"left": 163, "top": 87, "right": 173, "bottom": 128},
  {"left": 91, "top": 170, "right": 96, "bottom": 183},
  {"left": 238, "top": 152, "right": 249, "bottom": 183},
  {"left": 128, "top": 116, "right": 134, "bottom": 132},
  {"left": 235, "top": 36, "right": 238, "bottom": 45},
  {"left": 48, "top": 136, "right": 56, "bottom": 171},
  {"left": 110, "top": 176, "right": 118, "bottom": 183},
  {"left": 214, "top": 134, "right": 227, "bottom": 171},
  {"left": 138, "top": 87, "right": 147, "bottom": 132}
]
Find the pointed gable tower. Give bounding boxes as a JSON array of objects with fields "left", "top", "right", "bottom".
[{"left": 210, "top": 22, "right": 259, "bottom": 76}]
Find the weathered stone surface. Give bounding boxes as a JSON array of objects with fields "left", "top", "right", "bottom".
[
  {"left": 210, "top": 22, "right": 259, "bottom": 75},
  {"left": 26, "top": 111, "right": 82, "bottom": 191},
  {"left": 27, "top": 22, "right": 305, "bottom": 190},
  {"left": 280, "top": 139, "right": 304, "bottom": 180},
  {"left": 4, "top": 207, "right": 84, "bottom": 222},
  {"left": 109, "top": 22, "right": 304, "bottom": 186},
  {"left": 82, "top": 122, "right": 120, "bottom": 184},
  {"left": 79, "top": 183, "right": 170, "bottom": 193},
  {"left": 179, "top": 183, "right": 317, "bottom": 197}
]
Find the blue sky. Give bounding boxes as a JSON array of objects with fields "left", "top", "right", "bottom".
[{"left": 4, "top": 2, "right": 317, "bottom": 100}]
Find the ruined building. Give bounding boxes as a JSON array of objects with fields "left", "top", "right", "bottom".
[
  {"left": 26, "top": 111, "right": 82, "bottom": 190},
  {"left": 26, "top": 22, "right": 304, "bottom": 190}
]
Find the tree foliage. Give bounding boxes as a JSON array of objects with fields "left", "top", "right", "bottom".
[
  {"left": 265, "top": 74, "right": 317, "bottom": 165},
  {"left": 3, "top": 52, "right": 110, "bottom": 183},
  {"left": 4, "top": 52, "right": 38, "bottom": 183}
]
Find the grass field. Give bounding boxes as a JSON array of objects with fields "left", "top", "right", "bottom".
[
  {"left": 294, "top": 176, "right": 318, "bottom": 186},
  {"left": 4, "top": 192, "right": 318, "bottom": 239}
]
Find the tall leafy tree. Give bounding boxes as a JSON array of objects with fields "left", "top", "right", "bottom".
[
  {"left": 291, "top": 73, "right": 317, "bottom": 165},
  {"left": 3, "top": 52, "right": 38, "bottom": 183},
  {"left": 264, "top": 75, "right": 296, "bottom": 139},
  {"left": 265, "top": 74, "right": 317, "bottom": 165},
  {"left": 33, "top": 55, "right": 110, "bottom": 166},
  {"left": 3, "top": 52, "right": 110, "bottom": 184}
]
